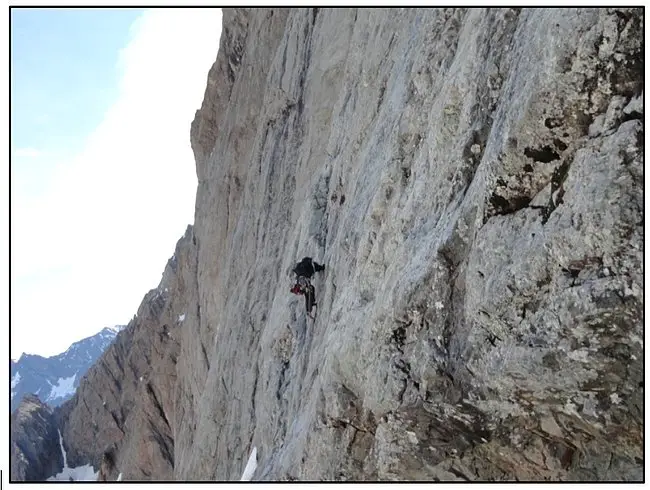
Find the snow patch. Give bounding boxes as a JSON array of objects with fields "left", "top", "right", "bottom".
[
  {"left": 240, "top": 447, "right": 257, "bottom": 481},
  {"left": 11, "top": 371, "right": 21, "bottom": 388},
  {"left": 48, "top": 463, "right": 98, "bottom": 482},
  {"left": 178, "top": 313, "right": 186, "bottom": 322},
  {"left": 117, "top": 473, "right": 123, "bottom": 481},
  {"left": 47, "top": 374, "right": 77, "bottom": 401},
  {"left": 59, "top": 430, "right": 67, "bottom": 467},
  {"left": 48, "top": 430, "right": 98, "bottom": 481}
]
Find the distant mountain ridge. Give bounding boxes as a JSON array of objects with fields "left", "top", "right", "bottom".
[{"left": 11, "top": 326, "right": 124, "bottom": 412}]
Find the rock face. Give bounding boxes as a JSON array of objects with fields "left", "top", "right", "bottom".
[
  {"left": 11, "top": 395, "right": 63, "bottom": 481},
  {"left": 11, "top": 327, "right": 122, "bottom": 412},
  {"left": 55, "top": 7, "right": 643, "bottom": 481}
]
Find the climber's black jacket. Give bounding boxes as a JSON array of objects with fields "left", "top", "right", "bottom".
[{"left": 292, "top": 257, "right": 325, "bottom": 279}]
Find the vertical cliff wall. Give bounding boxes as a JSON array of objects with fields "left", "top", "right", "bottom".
[
  {"left": 53, "top": 7, "right": 642, "bottom": 481},
  {"left": 178, "top": 7, "right": 643, "bottom": 480}
]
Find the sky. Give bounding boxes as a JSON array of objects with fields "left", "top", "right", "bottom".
[{"left": 11, "top": 8, "right": 223, "bottom": 358}]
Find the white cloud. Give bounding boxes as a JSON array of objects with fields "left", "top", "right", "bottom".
[
  {"left": 13, "top": 147, "right": 43, "bottom": 158},
  {"left": 12, "top": 8, "right": 222, "bottom": 357}
]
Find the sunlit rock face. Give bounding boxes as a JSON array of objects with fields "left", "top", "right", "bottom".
[{"left": 55, "top": 7, "right": 643, "bottom": 481}]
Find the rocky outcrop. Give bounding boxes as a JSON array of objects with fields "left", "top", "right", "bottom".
[
  {"left": 11, "top": 395, "right": 63, "bottom": 481},
  {"left": 190, "top": 9, "right": 261, "bottom": 172},
  {"left": 54, "top": 7, "right": 643, "bottom": 481}
]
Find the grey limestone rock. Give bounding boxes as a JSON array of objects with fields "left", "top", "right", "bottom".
[
  {"left": 54, "top": 7, "right": 643, "bottom": 482},
  {"left": 179, "top": 7, "right": 642, "bottom": 481}
]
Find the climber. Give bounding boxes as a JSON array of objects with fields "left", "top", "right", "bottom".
[
  {"left": 290, "top": 257, "right": 324, "bottom": 318},
  {"left": 292, "top": 256, "right": 325, "bottom": 279}
]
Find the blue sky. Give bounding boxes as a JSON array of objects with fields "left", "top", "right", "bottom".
[
  {"left": 12, "top": 9, "right": 143, "bottom": 163},
  {"left": 11, "top": 8, "right": 222, "bottom": 358}
]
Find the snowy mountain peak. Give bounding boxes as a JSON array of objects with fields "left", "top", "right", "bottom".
[
  {"left": 103, "top": 325, "right": 125, "bottom": 334},
  {"left": 10, "top": 326, "right": 123, "bottom": 412}
]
